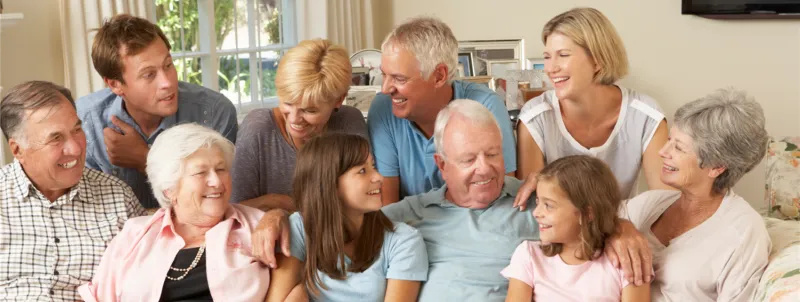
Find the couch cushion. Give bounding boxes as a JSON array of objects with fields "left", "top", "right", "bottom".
[
  {"left": 754, "top": 217, "right": 800, "bottom": 302},
  {"left": 765, "top": 137, "right": 800, "bottom": 220}
]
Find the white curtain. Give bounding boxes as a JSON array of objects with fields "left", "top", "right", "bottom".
[
  {"left": 58, "top": 0, "right": 153, "bottom": 98},
  {"left": 297, "top": 0, "right": 374, "bottom": 53}
]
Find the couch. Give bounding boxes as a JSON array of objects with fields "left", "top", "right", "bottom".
[{"left": 754, "top": 137, "right": 800, "bottom": 302}]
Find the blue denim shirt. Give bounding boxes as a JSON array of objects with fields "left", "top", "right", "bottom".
[{"left": 76, "top": 81, "right": 238, "bottom": 208}]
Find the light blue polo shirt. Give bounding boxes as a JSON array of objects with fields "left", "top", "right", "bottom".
[
  {"left": 76, "top": 81, "right": 238, "bottom": 208},
  {"left": 367, "top": 80, "right": 517, "bottom": 199},
  {"left": 288, "top": 212, "right": 429, "bottom": 301},
  {"left": 381, "top": 176, "right": 539, "bottom": 302}
]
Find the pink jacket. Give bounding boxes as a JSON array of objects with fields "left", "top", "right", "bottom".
[{"left": 78, "top": 204, "right": 269, "bottom": 301}]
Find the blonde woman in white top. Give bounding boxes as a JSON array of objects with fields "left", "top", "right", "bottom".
[{"left": 515, "top": 7, "right": 671, "bottom": 199}]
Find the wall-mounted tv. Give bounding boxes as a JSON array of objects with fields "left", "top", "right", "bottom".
[{"left": 683, "top": 0, "right": 800, "bottom": 18}]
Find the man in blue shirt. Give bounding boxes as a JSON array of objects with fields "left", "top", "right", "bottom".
[
  {"left": 76, "top": 14, "right": 238, "bottom": 208},
  {"left": 368, "top": 17, "right": 516, "bottom": 204}
]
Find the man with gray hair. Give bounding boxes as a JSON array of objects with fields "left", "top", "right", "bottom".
[
  {"left": 0, "top": 81, "right": 146, "bottom": 301},
  {"left": 368, "top": 17, "right": 517, "bottom": 205}
]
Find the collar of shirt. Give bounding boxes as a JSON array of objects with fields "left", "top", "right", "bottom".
[
  {"left": 109, "top": 95, "right": 178, "bottom": 142},
  {"left": 157, "top": 205, "right": 246, "bottom": 237},
  {"left": 10, "top": 159, "right": 85, "bottom": 207},
  {"left": 422, "top": 177, "right": 518, "bottom": 208}
]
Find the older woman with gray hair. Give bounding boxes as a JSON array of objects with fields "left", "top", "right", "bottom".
[
  {"left": 79, "top": 123, "right": 270, "bottom": 302},
  {"left": 622, "top": 88, "right": 771, "bottom": 302}
]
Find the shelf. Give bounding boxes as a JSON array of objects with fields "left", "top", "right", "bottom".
[{"left": 0, "top": 13, "right": 24, "bottom": 28}]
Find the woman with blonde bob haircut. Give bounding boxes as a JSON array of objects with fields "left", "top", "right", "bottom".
[
  {"left": 515, "top": 7, "right": 672, "bottom": 204},
  {"left": 231, "top": 39, "right": 368, "bottom": 211}
]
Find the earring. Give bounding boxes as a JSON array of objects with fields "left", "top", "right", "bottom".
[{"left": 334, "top": 107, "right": 340, "bottom": 112}]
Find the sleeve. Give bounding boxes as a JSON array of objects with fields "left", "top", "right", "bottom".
[
  {"left": 367, "top": 95, "right": 400, "bottom": 177},
  {"left": 716, "top": 223, "right": 771, "bottom": 302},
  {"left": 481, "top": 93, "right": 518, "bottom": 174},
  {"left": 500, "top": 242, "right": 536, "bottom": 288},
  {"left": 380, "top": 198, "right": 419, "bottom": 223},
  {"left": 338, "top": 106, "right": 369, "bottom": 140},
  {"left": 81, "top": 113, "right": 103, "bottom": 171},
  {"left": 518, "top": 97, "right": 550, "bottom": 160},
  {"left": 211, "top": 94, "right": 239, "bottom": 144},
  {"left": 620, "top": 190, "right": 675, "bottom": 228},
  {"left": 385, "top": 224, "right": 429, "bottom": 281},
  {"left": 630, "top": 95, "right": 666, "bottom": 152},
  {"left": 230, "top": 113, "right": 264, "bottom": 203},
  {"left": 123, "top": 186, "right": 147, "bottom": 221},
  {"left": 287, "top": 213, "right": 307, "bottom": 262},
  {"left": 77, "top": 219, "right": 138, "bottom": 302}
]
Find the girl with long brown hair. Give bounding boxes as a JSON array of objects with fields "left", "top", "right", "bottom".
[
  {"left": 502, "top": 155, "right": 650, "bottom": 301},
  {"left": 265, "top": 133, "right": 428, "bottom": 302}
]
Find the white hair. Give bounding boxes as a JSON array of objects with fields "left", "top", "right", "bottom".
[
  {"left": 433, "top": 99, "right": 502, "bottom": 156},
  {"left": 381, "top": 17, "right": 459, "bottom": 84},
  {"left": 146, "top": 123, "right": 235, "bottom": 208},
  {"left": 673, "top": 88, "right": 769, "bottom": 194}
]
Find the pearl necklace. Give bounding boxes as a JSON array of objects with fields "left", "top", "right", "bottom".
[{"left": 166, "top": 244, "right": 206, "bottom": 281}]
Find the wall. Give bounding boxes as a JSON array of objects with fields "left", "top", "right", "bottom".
[
  {"left": 381, "top": 0, "right": 800, "bottom": 210},
  {"left": 0, "top": 0, "right": 65, "bottom": 164}
]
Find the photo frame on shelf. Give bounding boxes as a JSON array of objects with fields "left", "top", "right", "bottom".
[
  {"left": 527, "top": 57, "right": 545, "bottom": 70},
  {"left": 486, "top": 59, "right": 520, "bottom": 78},
  {"left": 457, "top": 52, "right": 475, "bottom": 77},
  {"left": 459, "top": 76, "right": 495, "bottom": 91},
  {"left": 458, "top": 39, "right": 525, "bottom": 77},
  {"left": 345, "top": 86, "right": 382, "bottom": 119}
]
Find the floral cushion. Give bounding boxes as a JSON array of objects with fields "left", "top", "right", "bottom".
[
  {"left": 765, "top": 137, "right": 800, "bottom": 220},
  {"left": 754, "top": 217, "right": 800, "bottom": 302}
]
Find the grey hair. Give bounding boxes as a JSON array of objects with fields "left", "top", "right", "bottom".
[
  {"left": 0, "top": 81, "right": 75, "bottom": 145},
  {"left": 146, "top": 123, "right": 235, "bottom": 208},
  {"left": 674, "top": 88, "right": 769, "bottom": 195},
  {"left": 381, "top": 17, "right": 459, "bottom": 84},
  {"left": 433, "top": 99, "right": 502, "bottom": 156}
]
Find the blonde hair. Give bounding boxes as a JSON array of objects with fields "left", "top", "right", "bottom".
[
  {"left": 381, "top": 17, "right": 459, "bottom": 84},
  {"left": 541, "top": 7, "right": 628, "bottom": 85},
  {"left": 275, "top": 39, "right": 351, "bottom": 107}
]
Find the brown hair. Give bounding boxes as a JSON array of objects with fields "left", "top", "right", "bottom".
[
  {"left": 293, "top": 133, "right": 394, "bottom": 295},
  {"left": 536, "top": 155, "right": 621, "bottom": 260},
  {"left": 541, "top": 7, "right": 628, "bottom": 85},
  {"left": 0, "top": 81, "right": 74, "bottom": 142},
  {"left": 276, "top": 39, "right": 351, "bottom": 107},
  {"left": 91, "top": 14, "right": 171, "bottom": 83}
]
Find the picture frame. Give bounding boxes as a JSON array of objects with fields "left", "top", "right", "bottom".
[
  {"left": 345, "top": 85, "right": 382, "bottom": 119},
  {"left": 486, "top": 59, "right": 520, "bottom": 78},
  {"left": 527, "top": 57, "right": 545, "bottom": 70},
  {"left": 458, "top": 39, "right": 525, "bottom": 77},
  {"left": 459, "top": 76, "right": 496, "bottom": 91},
  {"left": 457, "top": 52, "right": 475, "bottom": 77}
]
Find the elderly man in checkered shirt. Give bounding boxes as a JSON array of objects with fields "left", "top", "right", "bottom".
[{"left": 0, "top": 81, "right": 146, "bottom": 301}]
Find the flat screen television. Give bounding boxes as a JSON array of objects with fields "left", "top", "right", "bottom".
[{"left": 683, "top": 0, "right": 800, "bottom": 18}]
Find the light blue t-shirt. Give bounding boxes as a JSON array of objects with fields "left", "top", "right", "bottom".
[
  {"left": 288, "top": 212, "right": 429, "bottom": 301},
  {"left": 76, "top": 81, "right": 238, "bottom": 208},
  {"left": 368, "top": 80, "right": 517, "bottom": 199},
  {"left": 381, "top": 177, "right": 539, "bottom": 302}
]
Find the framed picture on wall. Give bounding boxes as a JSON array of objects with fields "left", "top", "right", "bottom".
[
  {"left": 458, "top": 39, "right": 525, "bottom": 77},
  {"left": 457, "top": 52, "right": 475, "bottom": 77}
]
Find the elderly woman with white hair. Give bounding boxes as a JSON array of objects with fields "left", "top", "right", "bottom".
[
  {"left": 623, "top": 88, "right": 771, "bottom": 302},
  {"left": 78, "top": 123, "right": 270, "bottom": 302}
]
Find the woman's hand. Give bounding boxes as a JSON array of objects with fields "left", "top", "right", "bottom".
[
  {"left": 604, "top": 220, "right": 653, "bottom": 286},
  {"left": 252, "top": 209, "right": 291, "bottom": 268},
  {"left": 513, "top": 172, "right": 539, "bottom": 211}
]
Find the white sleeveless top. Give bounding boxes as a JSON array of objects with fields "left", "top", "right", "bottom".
[{"left": 519, "top": 87, "right": 665, "bottom": 198}]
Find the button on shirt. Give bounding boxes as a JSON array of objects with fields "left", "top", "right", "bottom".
[
  {"left": 368, "top": 80, "right": 518, "bottom": 200},
  {"left": 380, "top": 177, "right": 539, "bottom": 302},
  {"left": 76, "top": 81, "right": 239, "bottom": 208},
  {"left": 0, "top": 160, "right": 147, "bottom": 302}
]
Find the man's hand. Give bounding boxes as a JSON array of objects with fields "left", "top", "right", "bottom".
[
  {"left": 103, "top": 116, "right": 149, "bottom": 173},
  {"left": 513, "top": 172, "right": 539, "bottom": 211},
  {"left": 241, "top": 194, "right": 295, "bottom": 212},
  {"left": 252, "top": 209, "right": 291, "bottom": 268},
  {"left": 605, "top": 220, "right": 653, "bottom": 286}
]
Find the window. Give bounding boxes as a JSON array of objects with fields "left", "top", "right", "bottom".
[{"left": 155, "top": 0, "right": 296, "bottom": 118}]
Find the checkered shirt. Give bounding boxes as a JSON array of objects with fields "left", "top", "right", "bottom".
[{"left": 0, "top": 160, "right": 146, "bottom": 301}]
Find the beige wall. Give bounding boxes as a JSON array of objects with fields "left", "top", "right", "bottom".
[
  {"left": 380, "top": 0, "right": 800, "bottom": 210},
  {"left": 0, "top": 0, "right": 65, "bottom": 164}
]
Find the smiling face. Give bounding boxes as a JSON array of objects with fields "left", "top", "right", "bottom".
[
  {"left": 169, "top": 146, "right": 231, "bottom": 223},
  {"left": 11, "top": 97, "right": 86, "bottom": 197},
  {"left": 338, "top": 154, "right": 384, "bottom": 216},
  {"left": 436, "top": 115, "right": 505, "bottom": 208},
  {"left": 380, "top": 44, "right": 442, "bottom": 121},
  {"left": 532, "top": 178, "right": 583, "bottom": 246},
  {"left": 543, "top": 33, "right": 600, "bottom": 101},
  {"left": 107, "top": 38, "right": 179, "bottom": 120},
  {"left": 278, "top": 99, "right": 340, "bottom": 143},
  {"left": 659, "top": 126, "right": 720, "bottom": 191}
]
